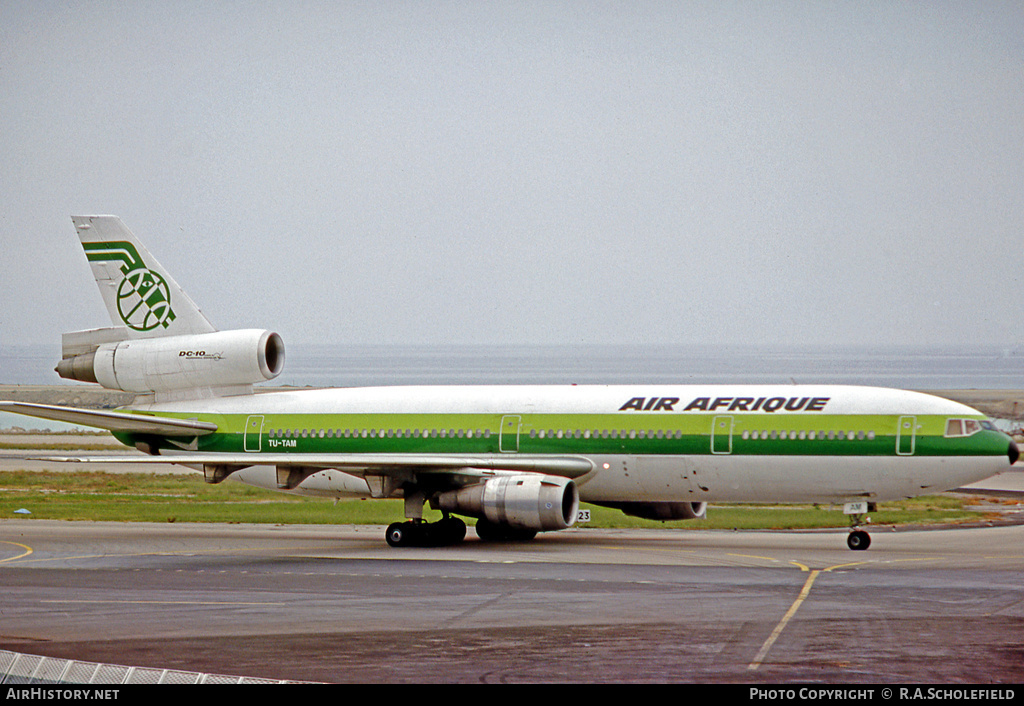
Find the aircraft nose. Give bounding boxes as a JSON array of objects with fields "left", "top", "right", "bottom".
[{"left": 1010, "top": 440, "right": 1020, "bottom": 466}]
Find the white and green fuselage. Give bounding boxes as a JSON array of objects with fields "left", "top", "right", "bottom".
[{"left": 124, "top": 383, "right": 1013, "bottom": 505}]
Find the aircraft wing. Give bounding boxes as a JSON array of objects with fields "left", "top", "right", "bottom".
[
  {"left": 20, "top": 452, "right": 595, "bottom": 479},
  {"left": 0, "top": 401, "right": 218, "bottom": 436}
]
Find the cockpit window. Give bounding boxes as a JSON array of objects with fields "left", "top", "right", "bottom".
[{"left": 945, "top": 418, "right": 985, "bottom": 437}]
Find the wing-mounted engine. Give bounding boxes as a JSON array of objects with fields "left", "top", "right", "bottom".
[
  {"left": 595, "top": 501, "right": 707, "bottom": 521},
  {"left": 56, "top": 327, "right": 285, "bottom": 396},
  {"left": 434, "top": 474, "right": 580, "bottom": 533}
]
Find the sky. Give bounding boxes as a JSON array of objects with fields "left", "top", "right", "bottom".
[{"left": 2, "top": 1, "right": 1023, "bottom": 349}]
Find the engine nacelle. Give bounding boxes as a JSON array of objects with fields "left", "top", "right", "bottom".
[
  {"left": 597, "top": 501, "right": 707, "bottom": 521},
  {"left": 56, "top": 329, "right": 285, "bottom": 394},
  {"left": 434, "top": 475, "right": 580, "bottom": 532}
]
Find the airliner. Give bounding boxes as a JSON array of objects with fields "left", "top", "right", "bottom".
[{"left": 2, "top": 216, "right": 1018, "bottom": 550}]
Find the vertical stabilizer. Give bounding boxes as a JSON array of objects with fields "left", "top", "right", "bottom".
[{"left": 71, "top": 216, "right": 216, "bottom": 338}]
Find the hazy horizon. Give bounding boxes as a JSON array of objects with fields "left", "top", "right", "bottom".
[
  {"left": 3, "top": 340, "right": 1021, "bottom": 389},
  {"left": 3, "top": 3, "right": 1022, "bottom": 348}
]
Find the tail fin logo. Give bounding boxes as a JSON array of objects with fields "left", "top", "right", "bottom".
[{"left": 83, "top": 241, "right": 177, "bottom": 331}]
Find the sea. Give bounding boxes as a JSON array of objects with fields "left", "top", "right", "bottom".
[
  {"left": 3, "top": 342, "right": 1023, "bottom": 388},
  {"left": 2, "top": 342, "right": 1022, "bottom": 429}
]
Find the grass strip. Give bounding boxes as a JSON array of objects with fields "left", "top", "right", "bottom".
[{"left": 0, "top": 470, "right": 990, "bottom": 529}]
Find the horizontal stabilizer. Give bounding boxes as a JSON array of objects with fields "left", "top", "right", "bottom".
[{"left": 0, "top": 401, "right": 217, "bottom": 436}]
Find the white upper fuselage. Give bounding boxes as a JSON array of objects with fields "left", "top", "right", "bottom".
[{"left": 131, "top": 383, "right": 1012, "bottom": 505}]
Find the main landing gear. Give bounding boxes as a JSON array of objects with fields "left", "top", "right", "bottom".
[
  {"left": 474, "top": 518, "right": 537, "bottom": 542},
  {"left": 385, "top": 515, "right": 467, "bottom": 548}
]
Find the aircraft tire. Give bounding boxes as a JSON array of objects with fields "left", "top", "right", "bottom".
[
  {"left": 386, "top": 519, "right": 466, "bottom": 547},
  {"left": 386, "top": 522, "right": 412, "bottom": 548},
  {"left": 475, "top": 518, "right": 538, "bottom": 542},
  {"left": 437, "top": 517, "right": 467, "bottom": 545},
  {"left": 847, "top": 530, "right": 871, "bottom": 551},
  {"left": 419, "top": 518, "right": 467, "bottom": 547}
]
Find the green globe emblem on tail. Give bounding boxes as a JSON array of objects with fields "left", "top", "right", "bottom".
[
  {"left": 117, "top": 266, "right": 175, "bottom": 331},
  {"left": 83, "top": 240, "right": 177, "bottom": 331}
]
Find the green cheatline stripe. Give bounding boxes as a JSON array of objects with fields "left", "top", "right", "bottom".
[
  {"left": 118, "top": 410, "right": 1007, "bottom": 458},
  {"left": 142, "top": 411, "right": 982, "bottom": 434}
]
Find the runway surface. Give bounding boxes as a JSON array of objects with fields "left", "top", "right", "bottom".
[{"left": 1, "top": 520, "right": 1022, "bottom": 683}]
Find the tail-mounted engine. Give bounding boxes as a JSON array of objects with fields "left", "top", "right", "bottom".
[
  {"left": 434, "top": 474, "right": 580, "bottom": 532},
  {"left": 56, "top": 328, "right": 285, "bottom": 394}
]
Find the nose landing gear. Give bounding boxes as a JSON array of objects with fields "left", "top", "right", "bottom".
[
  {"left": 847, "top": 528, "right": 871, "bottom": 551},
  {"left": 843, "top": 501, "right": 873, "bottom": 551}
]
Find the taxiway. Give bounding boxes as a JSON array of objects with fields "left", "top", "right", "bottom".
[{"left": 1, "top": 520, "right": 1022, "bottom": 683}]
